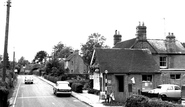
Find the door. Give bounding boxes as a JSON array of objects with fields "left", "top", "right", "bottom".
[{"left": 115, "top": 75, "right": 125, "bottom": 102}]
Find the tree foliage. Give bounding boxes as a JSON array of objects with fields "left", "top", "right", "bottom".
[
  {"left": 18, "top": 56, "right": 29, "bottom": 66},
  {"left": 53, "top": 42, "right": 73, "bottom": 58},
  {"left": 33, "top": 50, "right": 47, "bottom": 64},
  {"left": 0, "top": 53, "right": 11, "bottom": 69},
  {"left": 45, "top": 58, "right": 65, "bottom": 76},
  {"left": 0, "top": 55, "right": 2, "bottom": 62},
  {"left": 81, "top": 33, "right": 109, "bottom": 65}
]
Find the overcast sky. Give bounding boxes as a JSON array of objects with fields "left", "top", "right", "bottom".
[{"left": 0, "top": 0, "right": 185, "bottom": 62}]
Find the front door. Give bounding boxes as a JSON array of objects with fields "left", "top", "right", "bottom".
[{"left": 115, "top": 75, "right": 125, "bottom": 102}]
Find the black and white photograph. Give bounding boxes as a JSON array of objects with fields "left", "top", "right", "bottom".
[{"left": 1, "top": 0, "right": 185, "bottom": 107}]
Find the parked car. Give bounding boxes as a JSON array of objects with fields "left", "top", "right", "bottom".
[
  {"left": 53, "top": 81, "right": 72, "bottom": 96},
  {"left": 148, "top": 84, "right": 181, "bottom": 99},
  {"left": 24, "top": 75, "right": 33, "bottom": 84}
]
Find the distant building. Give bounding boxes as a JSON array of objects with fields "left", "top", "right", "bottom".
[{"left": 65, "top": 50, "right": 88, "bottom": 74}]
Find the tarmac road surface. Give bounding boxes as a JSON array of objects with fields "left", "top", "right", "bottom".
[{"left": 14, "top": 75, "right": 90, "bottom": 107}]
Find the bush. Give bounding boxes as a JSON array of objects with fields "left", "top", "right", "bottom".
[
  {"left": 88, "top": 88, "right": 100, "bottom": 95},
  {"left": 68, "top": 79, "right": 89, "bottom": 88},
  {"left": 0, "top": 82, "right": 9, "bottom": 107},
  {"left": 125, "top": 94, "right": 148, "bottom": 107},
  {"left": 125, "top": 94, "right": 183, "bottom": 107},
  {"left": 71, "top": 83, "right": 83, "bottom": 93}
]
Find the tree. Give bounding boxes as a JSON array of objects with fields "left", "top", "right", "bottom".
[
  {"left": 81, "top": 33, "right": 109, "bottom": 65},
  {"left": 53, "top": 42, "right": 73, "bottom": 58},
  {"left": 1, "top": 53, "right": 11, "bottom": 69},
  {"left": 33, "top": 50, "right": 47, "bottom": 64},
  {"left": 45, "top": 58, "right": 65, "bottom": 76},
  {"left": 0, "top": 55, "right": 2, "bottom": 62},
  {"left": 0, "top": 55, "right": 3, "bottom": 69},
  {"left": 18, "top": 56, "right": 29, "bottom": 67}
]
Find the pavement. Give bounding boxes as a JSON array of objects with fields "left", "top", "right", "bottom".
[{"left": 8, "top": 75, "right": 123, "bottom": 107}]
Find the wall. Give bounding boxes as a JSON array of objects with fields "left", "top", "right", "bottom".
[
  {"left": 67, "top": 55, "right": 86, "bottom": 74},
  {"left": 110, "top": 73, "right": 161, "bottom": 102},
  {"left": 172, "top": 55, "right": 185, "bottom": 68},
  {"left": 161, "top": 71, "right": 185, "bottom": 87}
]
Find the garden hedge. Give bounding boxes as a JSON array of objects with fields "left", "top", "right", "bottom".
[
  {"left": 71, "top": 83, "right": 83, "bottom": 93},
  {"left": 125, "top": 94, "right": 183, "bottom": 107}
]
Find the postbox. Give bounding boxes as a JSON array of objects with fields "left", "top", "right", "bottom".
[{"left": 181, "top": 85, "right": 185, "bottom": 105}]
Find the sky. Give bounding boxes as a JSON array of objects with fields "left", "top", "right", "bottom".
[{"left": 0, "top": 0, "right": 185, "bottom": 62}]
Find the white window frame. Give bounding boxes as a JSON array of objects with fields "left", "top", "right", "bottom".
[{"left": 159, "top": 56, "right": 167, "bottom": 68}]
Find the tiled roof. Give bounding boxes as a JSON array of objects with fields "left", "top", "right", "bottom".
[
  {"left": 65, "top": 53, "right": 77, "bottom": 61},
  {"left": 113, "top": 38, "right": 137, "bottom": 48},
  {"left": 147, "top": 39, "right": 185, "bottom": 54},
  {"left": 113, "top": 38, "right": 185, "bottom": 54},
  {"left": 94, "top": 48, "right": 160, "bottom": 74}
]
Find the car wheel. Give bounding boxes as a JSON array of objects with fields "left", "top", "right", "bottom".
[{"left": 161, "top": 94, "right": 167, "bottom": 100}]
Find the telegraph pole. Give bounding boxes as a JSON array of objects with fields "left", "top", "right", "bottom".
[{"left": 3, "top": 0, "right": 11, "bottom": 82}]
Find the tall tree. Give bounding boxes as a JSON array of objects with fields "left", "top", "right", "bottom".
[
  {"left": 53, "top": 42, "right": 73, "bottom": 58},
  {"left": 33, "top": 50, "right": 47, "bottom": 64},
  {"left": 81, "top": 33, "right": 109, "bottom": 65},
  {"left": 18, "top": 56, "right": 29, "bottom": 66}
]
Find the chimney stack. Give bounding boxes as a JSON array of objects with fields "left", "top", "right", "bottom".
[
  {"left": 136, "top": 22, "right": 147, "bottom": 40},
  {"left": 113, "top": 30, "right": 122, "bottom": 46},
  {"left": 166, "top": 32, "right": 175, "bottom": 42}
]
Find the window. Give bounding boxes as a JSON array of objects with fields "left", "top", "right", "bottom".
[
  {"left": 156, "top": 86, "right": 161, "bottom": 89},
  {"left": 142, "top": 75, "right": 152, "bottom": 82},
  {"left": 167, "top": 86, "right": 173, "bottom": 90},
  {"left": 175, "top": 86, "right": 180, "bottom": 90},
  {"left": 116, "top": 75, "right": 124, "bottom": 92},
  {"left": 160, "top": 56, "right": 167, "bottom": 68},
  {"left": 170, "top": 74, "right": 181, "bottom": 79}
]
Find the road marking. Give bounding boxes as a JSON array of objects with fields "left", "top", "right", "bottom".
[
  {"left": 73, "top": 99, "right": 80, "bottom": 102},
  {"left": 13, "top": 78, "right": 22, "bottom": 107},
  {"left": 18, "top": 96, "right": 55, "bottom": 99}
]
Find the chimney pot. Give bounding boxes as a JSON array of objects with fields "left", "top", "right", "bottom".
[
  {"left": 115, "top": 30, "right": 117, "bottom": 35},
  {"left": 142, "top": 22, "right": 144, "bottom": 26}
]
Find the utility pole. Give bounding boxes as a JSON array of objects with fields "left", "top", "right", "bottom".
[{"left": 3, "top": 0, "right": 11, "bottom": 82}]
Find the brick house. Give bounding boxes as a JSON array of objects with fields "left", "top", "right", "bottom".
[
  {"left": 113, "top": 22, "right": 185, "bottom": 87},
  {"left": 65, "top": 50, "right": 88, "bottom": 74},
  {"left": 90, "top": 48, "right": 161, "bottom": 102}
]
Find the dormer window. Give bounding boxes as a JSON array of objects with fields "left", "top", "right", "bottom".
[{"left": 160, "top": 56, "right": 167, "bottom": 68}]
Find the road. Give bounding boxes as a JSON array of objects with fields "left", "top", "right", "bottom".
[{"left": 14, "top": 75, "right": 90, "bottom": 107}]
